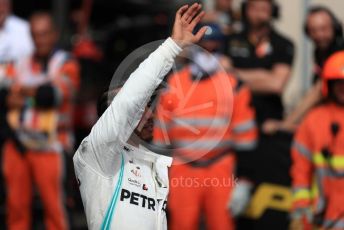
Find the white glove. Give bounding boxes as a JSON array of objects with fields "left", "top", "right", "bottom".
[{"left": 228, "top": 180, "right": 253, "bottom": 217}]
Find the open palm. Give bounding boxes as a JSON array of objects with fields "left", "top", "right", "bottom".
[{"left": 171, "top": 3, "right": 207, "bottom": 48}]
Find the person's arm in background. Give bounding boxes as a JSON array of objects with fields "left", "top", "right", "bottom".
[
  {"left": 235, "top": 38, "right": 294, "bottom": 95},
  {"left": 236, "top": 64, "right": 291, "bottom": 94},
  {"left": 228, "top": 80, "right": 258, "bottom": 217},
  {"left": 289, "top": 114, "right": 315, "bottom": 230},
  {"left": 263, "top": 80, "right": 322, "bottom": 134}
]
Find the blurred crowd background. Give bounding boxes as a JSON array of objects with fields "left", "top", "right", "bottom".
[{"left": 1, "top": 0, "right": 344, "bottom": 229}]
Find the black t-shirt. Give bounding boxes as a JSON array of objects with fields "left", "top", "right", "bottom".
[
  {"left": 226, "top": 29, "right": 294, "bottom": 125},
  {"left": 313, "top": 38, "right": 344, "bottom": 82}
]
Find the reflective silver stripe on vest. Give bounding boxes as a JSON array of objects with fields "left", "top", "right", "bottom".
[
  {"left": 315, "top": 168, "right": 326, "bottom": 213},
  {"left": 323, "top": 219, "right": 344, "bottom": 229},
  {"left": 172, "top": 117, "right": 229, "bottom": 127},
  {"left": 155, "top": 117, "right": 230, "bottom": 133},
  {"left": 154, "top": 119, "right": 172, "bottom": 130},
  {"left": 232, "top": 140, "right": 257, "bottom": 151},
  {"left": 293, "top": 141, "right": 312, "bottom": 161},
  {"left": 153, "top": 140, "right": 168, "bottom": 147},
  {"left": 173, "top": 140, "right": 233, "bottom": 150},
  {"left": 232, "top": 120, "right": 255, "bottom": 133}
]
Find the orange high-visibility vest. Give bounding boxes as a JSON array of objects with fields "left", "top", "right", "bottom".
[
  {"left": 15, "top": 50, "right": 80, "bottom": 152},
  {"left": 154, "top": 67, "right": 257, "bottom": 164},
  {"left": 291, "top": 103, "right": 344, "bottom": 228}
]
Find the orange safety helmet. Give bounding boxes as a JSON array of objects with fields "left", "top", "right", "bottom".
[{"left": 321, "top": 51, "right": 344, "bottom": 97}]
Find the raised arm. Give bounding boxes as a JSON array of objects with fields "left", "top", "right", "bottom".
[{"left": 89, "top": 3, "right": 207, "bottom": 149}]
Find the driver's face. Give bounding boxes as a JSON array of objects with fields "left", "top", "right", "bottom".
[{"left": 109, "top": 86, "right": 155, "bottom": 142}]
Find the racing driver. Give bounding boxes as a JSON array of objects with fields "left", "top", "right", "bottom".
[{"left": 73, "top": 3, "right": 207, "bottom": 230}]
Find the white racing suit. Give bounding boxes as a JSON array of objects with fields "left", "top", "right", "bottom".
[{"left": 73, "top": 38, "right": 182, "bottom": 230}]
